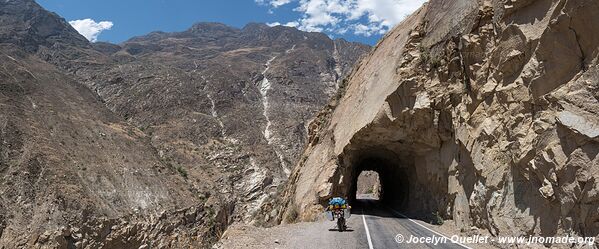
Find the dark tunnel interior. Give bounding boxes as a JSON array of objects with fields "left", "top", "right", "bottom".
[
  {"left": 348, "top": 157, "right": 410, "bottom": 209},
  {"left": 328, "top": 147, "right": 450, "bottom": 221}
]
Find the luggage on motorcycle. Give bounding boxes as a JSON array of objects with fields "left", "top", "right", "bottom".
[
  {"left": 328, "top": 197, "right": 348, "bottom": 211},
  {"left": 325, "top": 211, "right": 334, "bottom": 221},
  {"left": 344, "top": 207, "right": 351, "bottom": 219},
  {"left": 329, "top": 197, "right": 347, "bottom": 206}
]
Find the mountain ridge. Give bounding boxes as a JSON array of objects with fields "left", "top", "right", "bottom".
[{"left": 0, "top": 0, "right": 371, "bottom": 247}]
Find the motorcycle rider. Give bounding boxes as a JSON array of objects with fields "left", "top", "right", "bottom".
[{"left": 326, "top": 197, "right": 351, "bottom": 231}]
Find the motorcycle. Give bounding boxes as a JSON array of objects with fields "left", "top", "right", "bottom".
[
  {"left": 334, "top": 209, "right": 347, "bottom": 232},
  {"left": 325, "top": 204, "right": 351, "bottom": 232}
]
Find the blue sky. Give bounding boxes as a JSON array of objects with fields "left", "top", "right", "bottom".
[{"left": 37, "top": 0, "right": 426, "bottom": 45}]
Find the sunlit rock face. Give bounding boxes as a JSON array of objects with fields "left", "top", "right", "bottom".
[
  {"left": 0, "top": 0, "right": 370, "bottom": 247},
  {"left": 281, "top": 0, "right": 599, "bottom": 241}
]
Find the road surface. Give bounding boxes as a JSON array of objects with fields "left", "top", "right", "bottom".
[
  {"left": 285, "top": 197, "right": 467, "bottom": 249},
  {"left": 218, "top": 196, "right": 472, "bottom": 249}
]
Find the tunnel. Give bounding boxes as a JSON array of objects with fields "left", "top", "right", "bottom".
[
  {"left": 348, "top": 157, "right": 410, "bottom": 208},
  {"left": 330, "top": 146, "right": 450, "bottom": 219}
]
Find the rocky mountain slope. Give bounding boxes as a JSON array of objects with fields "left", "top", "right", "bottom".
[
  {"left": 281, "top": 0, "right": 599, "bottom": 243},
  {"left": 0, "top": 30, "right": 209, "bottom": 249},
  {"left": 0, "top": 0, "right": 369, "bottom": 247},
  {"left": 66, "top": 22, "right": 369, "bottom": 225}
]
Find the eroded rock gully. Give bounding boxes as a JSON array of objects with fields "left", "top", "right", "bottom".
[{"left": 280, "top": 0, "right": 599, "bottom": 240}]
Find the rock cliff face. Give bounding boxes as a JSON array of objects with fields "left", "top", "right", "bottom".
[
  {"left": 0, "top": 0, "right": 369, "bottom": 247},
  {"left": 282, "top": 0, "right": 599, "bottom": 241}
]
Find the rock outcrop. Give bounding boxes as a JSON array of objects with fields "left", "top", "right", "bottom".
[{"left": 281, "top": 0, "right": 599, "bottom": 243}]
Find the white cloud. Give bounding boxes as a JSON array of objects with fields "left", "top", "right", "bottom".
[
  {"left": 352, "top": 23, "right": 377, "bottom": 36},
  {"left": 267, "top": 21, "right": 300, "bottom": 27},
  {"left": 258, "top": 0, "right": 427, "bottom": 37},
  {"left": 256, "top": 0, "right": 293, "bottom": 8},
  {"left": 284, "top": 21, "right": 300, "bottom": 27},
  {"left": 267, "top": 21, "right": 283, "bottom": 27},
  {"left": 272, "top": 0, "right": 293, "bottom": 7},
  {"left": 68, "top": 19, "right": 113, "bottom": 42}
]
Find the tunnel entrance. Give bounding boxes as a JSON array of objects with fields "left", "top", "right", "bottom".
[{"left": 326, "top": 147, "right": 450, "bottom": 220}]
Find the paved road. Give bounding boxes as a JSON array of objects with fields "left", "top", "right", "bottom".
[
  {"left": 286, "top": 197, "right": 468, "bottom": 249},
  {"left": 356, "top": 198, "right": 466, "bottom": 249}
]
